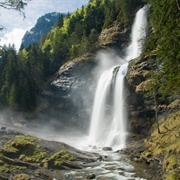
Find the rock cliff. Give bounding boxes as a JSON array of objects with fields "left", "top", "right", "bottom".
[
  {"left": 37, "top": 54, "right": 97, "bottom": 132},
  {"left": 21, "top": 12, "right": 64, "bottom": 49},
  {"left": 36, "top": 23, "right": 131, "bottom": 132}
]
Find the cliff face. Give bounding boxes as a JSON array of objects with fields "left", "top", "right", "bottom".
[
  {"left": 36, "top": 23, "right": 131, "bottom": 132},
  {"left": 126, "top": 56, "right": 155, "bottom": 135},
  {"left": 37, "top": 54, "right": 97, "bottom": 132},
  {"left": 21, "top": 12, "right": 63, "bottom": 48},
  {"left": 125, "top": 54, "right": 180, "bottom": 179},
  {"left": 98, "top": 25, "right": 131, "bottom": 51},
  {"left": 126, "top": 54, "right": 180, "bottom": 135}
]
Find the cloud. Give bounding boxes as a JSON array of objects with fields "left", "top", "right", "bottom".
[
  {"left": 0, "top": 28, "right": 26, "bottom": 50},
  {"left": 0, "top": 0, "right": 89, "bottom": 50}
]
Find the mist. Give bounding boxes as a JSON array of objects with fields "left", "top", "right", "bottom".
[{"left": 0, "top": 48, "right": 126, "bottom": 150}]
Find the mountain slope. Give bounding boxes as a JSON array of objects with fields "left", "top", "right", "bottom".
[{"left": 21, "top": 12, "right": 65, "bottom": 49}]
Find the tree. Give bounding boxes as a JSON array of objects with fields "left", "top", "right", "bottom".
[
  {"left": 0, "top": 0, "right": 31, "bottom": 30},
  {"left": 146, "top": 0, "right": 180, "bottom": 97},
  {"left": 0, "top": 0, "right": 30, "bottom": 12}
]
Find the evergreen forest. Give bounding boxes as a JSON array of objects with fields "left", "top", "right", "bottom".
[{"left": 0, "top": 0, "right": 179, "bottom": 111}]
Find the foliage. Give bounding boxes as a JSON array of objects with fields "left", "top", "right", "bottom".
[
  {"left": 47, "top": 150, "right": 74, "bottom": 167},
  {"left": 143, "top": 0, "right": 180, "bottom": 97},
  {"left": 0, "top": 0, "right": 31, "bottom": 30},
  {"left": 0, "top": 0, "right": 144, "bottom": 110},
  {"left": 13, "top": 174, "right": 31, "bottom": 180},
  {"left": 0, "top": 0, "right": 30, "bottom": 11},
  {"left": 141, "top": 111, "right": 180, "bottom": 179},
  {"left": 1, "top": 135, "right": 48, "bottom": 163},
  {"left": 0, "top": 134, "right": 75, "bottom": 174}
]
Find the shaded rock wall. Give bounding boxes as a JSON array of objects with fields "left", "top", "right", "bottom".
[
  {"left": 126, "top": 54, "right": 180, "bottom": 135},
  {"left": 37, "top": 54, "right": 97, "bottom": 132},
  {"left": 126, "top": 56, "right": 155, "bottom": 135},
  {"left": 35, "top": 23, "right": 132, "bottom": 132}
]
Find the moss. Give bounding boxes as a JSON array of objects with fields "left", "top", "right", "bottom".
[
  {"left": 59, "top": 144, "right": 66, "bottom": 149},
  {"left": 0, "top": 164, "right": 10, "bottom": 173},
  {"left": 168, "top": 99, "right": 180, "bottom": 109},
  {"left": 2, "top": 140, "right": 19, "bottom": 154},
  {"left": 0, "top": 162, "right": 27, "bottom": 173},
  {"left": 16, "top": 135, "right": 37, "bottom": 142},
  {"left": 1, "top": 135, "right": 48, "bottom": 163},
  {"left": 163, "top": 155, "right": 177, "bottom": 173},
  {"left": 13, "top": 173, "right": 30, "bottom": 180},
  {"left": 145, "top": 112, "right": 180, "bottom": 155},
  {"left": 19, "top": 149, "right": 48, "bottom": 163},
  {"left": 0, "top": 135, "right": 48, "bottom": 175},
  {"left": 165, "top": 172, "right": 177, "bottom": 180},
  {"left": 47, "top": 150, "right": 74, "bottom": 168},
  {"left": 141, "top": 150, "right": 152, "bottom": 158},
  {"left": 2, "top": 136, "right": 36, "bottom": 157},
  {"left": 142, "top": 111, "right": 180, "bottom": 179},
  {"left": 0, "top": 174, "right": 8, "bottom": 180}
]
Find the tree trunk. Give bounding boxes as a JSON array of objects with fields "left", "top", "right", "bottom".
[{"left": 153, "top": 91, "right": 161, "bottom": 134}]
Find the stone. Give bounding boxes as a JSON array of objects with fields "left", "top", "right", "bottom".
[
  {"left": 87, "top": 174, "right": 96, "bottom": 179},
  {"left": 102, "top": 147, "right": 113, "bottom": 151}
]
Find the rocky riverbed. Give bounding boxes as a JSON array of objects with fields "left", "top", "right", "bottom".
[
  {"left": 0, "top": 128, "right": 166, "bottom": 180},
  {"left": 0, "top": 130, "right": 98, "bottom": 180}
]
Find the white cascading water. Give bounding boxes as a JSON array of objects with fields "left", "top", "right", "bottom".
[{"left": 89, "top": 5, "right": 149, "bottom": 150}]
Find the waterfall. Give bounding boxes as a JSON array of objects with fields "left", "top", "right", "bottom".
[{"left": 89, "top": 5, "right": 149, "bottom": 150}]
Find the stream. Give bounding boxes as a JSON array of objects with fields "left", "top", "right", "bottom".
[{"left": 63, "top": 148, "right": 146, "bottom": 180}]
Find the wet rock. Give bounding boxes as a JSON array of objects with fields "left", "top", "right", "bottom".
[
  {"left": 96, "top": 177, "right": 115, "bottom": 180},
  {"left": 36, "top": 54, "right": 96, "bottom": 132},
  {"left": 97, "top": 155, "right": 103, "bottom": 161},
  {"left": 102, "top": 147, "right": 113, "bottom": 151},
  {"left": 87, "top": 173, "right": 96, "bottom": 179},
  {"left": 1, "top": 127, "right": 6, "bottom": 131},
  {"left": 118, "top": 167, "right": 126, "bottom": 171},
  {"left": 104, "top": 165, "right": 117, "bottom": 170},
  {"left": 0, "top": 130, "right": 98, "bottom": 179}
]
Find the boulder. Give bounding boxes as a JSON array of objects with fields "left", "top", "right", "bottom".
[
  {"left": 102, "top": 147, "right": 113, "bottom": 151},
  {"left": 87, "top": 174, "right": 96, "bottom": 179}
]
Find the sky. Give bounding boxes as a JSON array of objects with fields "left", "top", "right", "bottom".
[{"left": 0, "top": 0, "right": 89, "bottom": 50}]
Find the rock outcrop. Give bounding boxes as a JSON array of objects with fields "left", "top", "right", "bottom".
[
  {"left": 126, "top": 55, "right": 155, "bottom": 135},
  {"left": 98, "top": 25, "right": 131, "bottom": 51},
  {"left": 36, "top": 54, "right": 97, "bottom": 132},
  {"left": 0, "top": 130, "right": 98, "bottom": 179},
  {"left": 126, "top": 54, "right": 180, "bottom": 135},
  {"left": 21, "top": 12, "right": 64, "bottom": 49},
  {"left": 125, "top": 54, "right": 180, "bottom": 179}
]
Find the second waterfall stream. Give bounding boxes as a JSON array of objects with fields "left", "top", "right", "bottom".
[{"left": 89, "top": 5, "right": 149, "bottom": 150}]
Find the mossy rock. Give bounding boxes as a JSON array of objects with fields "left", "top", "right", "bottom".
[
  {"left": 144, "top": 111, "right": 180, "bottom": 156},
  {"left": 165, "top": 171, "right": 179, "bottom": 180},
  {"left": 142, "top": 111, "right": 180, "bottom": 179},
  {"left": 2, "top": 135, "right": 36, "bottom": 156},
  {"left": 0, "top": 174, "right": 8, "bottom": 180},
  {"left": 163, "top": 154, "right": 178, "bottom": 173},
  {"left": 1, "top": 135, "right": 48, "bottom": 164},
  {"left": 47, "top": 150, "right": 74, "bottom": 168},
  {"left": 13, "top": 173, "right": 30, "bottom": 180}
]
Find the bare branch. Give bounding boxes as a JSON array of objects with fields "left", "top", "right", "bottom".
[
  {"left": 0, "top": 0, "right": 30, "bottom": 29},
  {"left": 0, "top": 1, "right": 30, "bottom": 13}
]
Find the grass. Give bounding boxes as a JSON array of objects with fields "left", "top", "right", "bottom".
[
  {"left": 141, "top": 111, "right": 180, "bottom": 179},
  {"left": 13, "top": 173, "right": 30, "bottom": 180},
  {"left": 0, "top": 134, "right": 75, "bottom": 175},
  {"left": 2, "top": 135, "right": 48, "bottom": 163},
  {"left": 46, "top": 150, "right": 74, "bottom": 168}
]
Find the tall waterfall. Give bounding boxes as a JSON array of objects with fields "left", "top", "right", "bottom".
[{"left": 89, "top": 5, "right": 149, "bottom": 150}]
